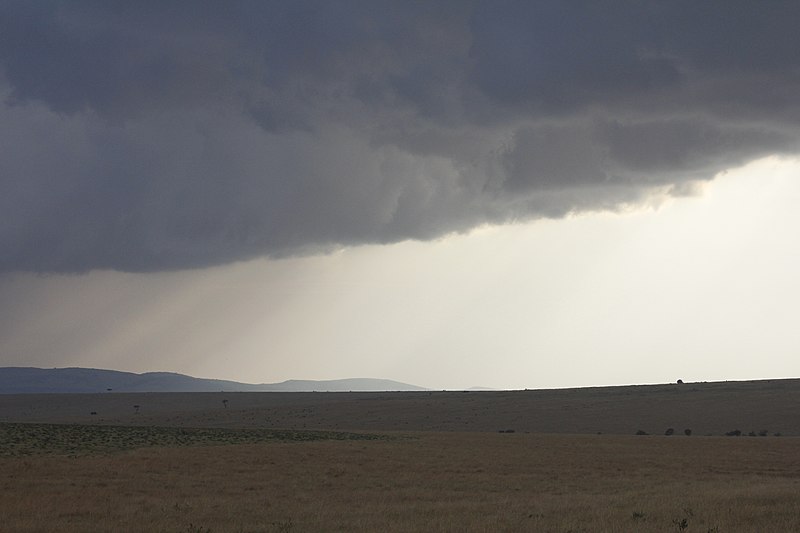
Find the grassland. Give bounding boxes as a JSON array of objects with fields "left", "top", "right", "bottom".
[
  {"left": 1, "top": 379, "right": 799, "bottom": 531},
  {"left": 0, "top": 423, "right": 387, "bottom": 457},
  {"left": 1, "top": 430, "right": 800, "bottom": 532},
  {"left": 1, "top": 379, "right": 798, "bottom": 436}
]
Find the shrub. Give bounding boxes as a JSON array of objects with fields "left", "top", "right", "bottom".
[
  {"left": 684, "top": 429, "right": 692, "bottom": 436},
  {"left": 636, "top": 430, "right": 648, "bottom": 435},
  {"left": 725, "top": 429, "right": 742, "bottom": 436},
  {"left": 672, "top": 507, "right": 695, "bottom": 530},
  {"left": 672, "top": 517, "right": 688, "bottom": 531},
  {"left": 665, "top": 428, "right": 675, "bottom": 436}
]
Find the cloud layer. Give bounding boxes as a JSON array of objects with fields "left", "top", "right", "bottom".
[{"left": 2, "top": 1, "right": 800, "bottom": 272}]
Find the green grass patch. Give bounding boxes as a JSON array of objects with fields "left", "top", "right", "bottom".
[{"left": 0, "top": 422, "right": 388, "bottom": 456}]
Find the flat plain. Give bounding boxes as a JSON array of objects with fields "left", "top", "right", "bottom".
[{"left": 1, "top": 379, "right": 799, "bottom": 531}]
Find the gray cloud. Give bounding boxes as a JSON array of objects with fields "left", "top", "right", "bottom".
[{"left": 1, "top": 1, "right": 800, "bottom": 272}]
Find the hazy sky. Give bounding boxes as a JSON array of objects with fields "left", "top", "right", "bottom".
[{"left": 1, "top": 2, "right": 799, "bottom": 389}]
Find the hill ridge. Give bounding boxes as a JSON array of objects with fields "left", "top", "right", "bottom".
[{"left": 0, "top": 366, "right": 427, "bottom": 393}]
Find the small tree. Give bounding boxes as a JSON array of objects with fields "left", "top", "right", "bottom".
[{"left": 222, "top": 399, "right": 228, "bottom": 409}]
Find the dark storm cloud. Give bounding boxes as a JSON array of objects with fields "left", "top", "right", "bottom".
[{"left": 1, "top": 0, "right": 800, "bottom": 272}]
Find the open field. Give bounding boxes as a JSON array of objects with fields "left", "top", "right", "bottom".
[
  {"left": 0, "top": 423, "right": 387, "bottom": 457},
  {"left": 1, "top": 379, "right": 799, "bottom": 531},
  {"left": 1, "top": 378, "right": 799, "bottom": 436},
  {"left": 1, "top": 430, "right": 800, "bottom": 532}
]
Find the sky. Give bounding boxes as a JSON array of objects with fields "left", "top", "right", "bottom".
[{"left": 1, "top": 1, "right": 799, "bottom": 389}]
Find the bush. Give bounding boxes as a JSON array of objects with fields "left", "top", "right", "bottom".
[
  {"left": 684, "top": 428, "right": 692, "bottom": 436},
  {"left": 635, "top": 429, "right": 648, "bottom": 435},
  {"left": 672, "top": 517, "right": 688, "bottom": 531},
  {"left": 665, "top": 428, "right": 675, "bottom": 436},
  {"left": 725, "top": 429, "right": 742, "bottom": 436}
]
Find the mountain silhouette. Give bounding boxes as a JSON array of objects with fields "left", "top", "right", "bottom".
[{"left": 0, "top": 367, "right": 427, "bottom": 393}]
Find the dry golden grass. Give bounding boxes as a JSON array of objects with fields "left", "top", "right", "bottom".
[
  {"left": 2, "top": 430, "right": 800, "bottom": 532},
  {"left": 2, "top": 381, "right": 799, "bottom": 531}
]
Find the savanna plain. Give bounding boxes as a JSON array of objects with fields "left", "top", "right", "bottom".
[{"left": 1, "top": 379, "right": 800, "bottom": 532}]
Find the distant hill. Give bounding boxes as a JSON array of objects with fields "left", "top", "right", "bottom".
[{"left": 0, "top": 367, "right": 427, "bottom": 393}]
